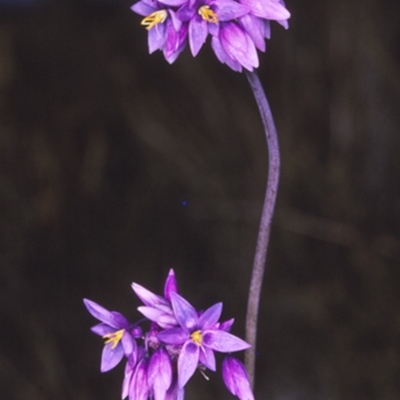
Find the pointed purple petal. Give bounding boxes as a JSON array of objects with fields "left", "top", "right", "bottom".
[
  {"left": 148, "top": 347, "right": 173, "bottom": 400},
  {"left": 131, "top": 2, "right": 156, "bottom": 16},
  {"left": 101, "top": 342, "right": 124, "bottom": 372},
  {"left": 138, "top": 306, "right": 166, "bottom": 322},
  {"left": 148, "top": 23, "right": 167, "bottom": 54},
  {"left": 131, "top": 283, "right": 169, "bottom": 307},
  {"left": 239, "top": 0, "right": 290, "bottom": 20},
  {"left": 198, "top": 302, "right": 222, "bottom": 330},
  {"left": 158, "top": 327, "right": 188, "bottom": 345},
  {"left": 84, "top": 299, "right": 127, "bottom": 329},
  {"left": 122, "top": 361, "right": 135, "bottom": 399},
  {"left": 122, "top": 331, "right": 136, "bottom": 357},
  {"left": 169, "top": 11, "right": 183, "bottom": 37},
  {"left": 239, "top": 14, "right": 266, "bottom": 52},
  {"left": 177, "top": 341, "right": 200, "bottom": 388},
  {"left": 203, "top": 330, "right": 250, "bottom": 353},
  {"left": 263, "top": 20, "right": 271, "bottom": 38},
  {"left": 277, "top": 18, "right": 289, "bottom": 29},
  {"left": 219, "top": 318, "right": 235, "bottom": 332},
  {"left": 170, "top": 292, "right": 198, "bottom": 332},
  {"left": 188, "top": 17, "right": 208, "bottom": 57},
  {"left": 129, "top": 358, "right": 149, "bottom": 400},
  {"left": 222, "top": 356, "right": 254, "bottom": 400},
  {"left": 211, "top": 35, "right": 242, "bottom": 72},
  {"left": 199, "top": 345, "right": 216, "bottom": 371},
  {"left": 164, "top": 270, "right": 178, "bottom": 302}
]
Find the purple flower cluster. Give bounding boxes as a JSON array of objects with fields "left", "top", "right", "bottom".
[
  {"left": 84, "top": 269, "right": 254, "bottom": 400},
  {"left": 131, "top": 0, "right": 290, "bottom": 72}
]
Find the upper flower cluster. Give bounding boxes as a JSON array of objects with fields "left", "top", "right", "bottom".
[
  {"left": 84, "top": 269, "right": 254, "bottom": 400},
  {"left": 131, "top": 0, "right": 290, "bottom": 72}
]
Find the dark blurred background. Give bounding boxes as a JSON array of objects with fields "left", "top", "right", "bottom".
[{"left": 1, "top": 0, "right": 400, "bottom": 399}]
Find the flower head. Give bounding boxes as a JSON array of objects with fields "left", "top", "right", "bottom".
[
  {"left": 131, "top": 0, "right": 290, "bottom": 71},
  {"left": 84, "top": 269, "right": 254, "bottom": 400}
]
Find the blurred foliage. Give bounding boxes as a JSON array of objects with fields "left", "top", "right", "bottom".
[{"left": 0, "top": 0, "right": 399, "bottom": 399}]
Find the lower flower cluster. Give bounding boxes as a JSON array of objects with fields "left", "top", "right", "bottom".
[
  {"left": 131, "top": 0, "right": 290, "bottom": 72},
  {"left": 84, "top": 269, "right": 254, "bottom": 400}
]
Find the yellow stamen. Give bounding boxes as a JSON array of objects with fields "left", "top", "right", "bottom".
[
  {"left": 191, "top": 330, "right": 203, "bottom": 346},
  {"left": 141, "top": 10, "right": 168, "bottom": 30},
  {"left": 103, "top": 329, "right": 124, "bottom": 349},
  {"left": 198, "top": 6, "right": 218, "bottom": 24}
]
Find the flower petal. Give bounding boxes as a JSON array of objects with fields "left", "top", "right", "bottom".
[
  {"left": 83, "top": 299, "right": 127, "bottom": 329},
  {"left": 130, "top": 1, "right": 156, "bottom": 17},
  {"left": 158, "top": 314, "right": 179, "bottom": 329},
  {"left": 131, "top": 283, "right": 169, "bottom": 307},
  {"left": 170, "top": 292, "right": 198, "bottom": 332},
  {"left": 188, "top": 17, "right": 208, "bottom": 57},
  {"left": 163, "top": 19, "right": 187, "bottom": 62},
  {"left": 239, "top": 14, "right": 266, "bottom": 52},
  {"left": 148, "top": 23, "right": 167, "bottom": 54},
  {"left": 211, "top": 35, "right": 242, "bottom": 72},
  {"left": 202, "top": 330, "right": 251, "bottom": 352},
  {"left": 101, "top": 342, "right": 124, "bottom": 372},
  {"left": 138, "top": 306, "right": 166, "bottom": 322},
  {"left": 222, "top": 356, "right": 254, "bottom": 400},
  {"left": 177, "top": 341, "right": 200, "bottom": 388},
  {"left": 198, "top": 302, "right": 222, "bottom": 330},
  {"left": 239, "top": 0, "right": 290, "bottom": 20},
  {"left": 122, "top": 361, "right": 135, "bottom": 399},
  {"left": 158, "top": 327, "right": 188, "bottom": 345},
  {"left": 164, "top": 269, "right": 179, "bottom": 302},
  {"left": 219, "top": 318, "right": 235, "bottom": 332},
  {"left": 122, "top": 331, "right": 136, "bottom": 358},
  {"left": 148, "top": 347, "right": 173, "bottom": 400},
  {"left": 199, "top": 345, "right": 216, "bottom": 371},
  {"left": 129, "top": 358, "right": 149, "bottom": 400}
]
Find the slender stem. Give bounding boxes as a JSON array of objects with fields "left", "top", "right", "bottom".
[{"left": 244, "top": 70, "right": 281, "bottom": 389}]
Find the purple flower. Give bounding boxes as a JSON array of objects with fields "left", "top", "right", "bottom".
[
  {"left": 132, "top": 269, "right": 179, "bottom": 328},
  {"left": 176, "top": 0, "right": 248, "bottom": 56},
  {"left": 158, "top": 292, "right": 250, "bottom": 388},
  {"left": 238, "top": 0, "right": 290, "bottom": 51},
  {"left": 222, "top": 356, "right": 254, "bottom": 400},
  {"left": 83, "top": 299, "right": 136, "bottom": 372},
  {"left": 131, "top": 0, "right": 188, "bottom": 63}
]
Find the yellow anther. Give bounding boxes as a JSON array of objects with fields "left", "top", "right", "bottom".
[
  {"left": 191, "top": 330, "right": 203, "bottom": 346},
  {"left": 103, "top": 329, "right": 124, "bottom": 349},
  {"left": 141, "top": 10, "right": 168, "bottom": 30},
  {"left": 198, "top": 6, "right": 218, "bottom": 24}
]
